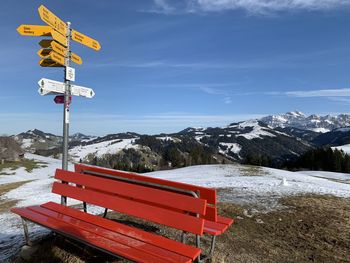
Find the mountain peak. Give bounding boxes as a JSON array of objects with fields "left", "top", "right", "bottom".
[
  {"left": 286, "top": 111, "right": 305, "bottom": 117},
  {"left": 260, "top": 111, "right": 350, "bottom": 133}
]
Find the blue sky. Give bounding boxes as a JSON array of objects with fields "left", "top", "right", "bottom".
[{"left": 1, "top": 0, "right": 350, "bottom": 135}]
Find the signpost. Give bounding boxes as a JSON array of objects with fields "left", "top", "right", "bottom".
[{"left": 17, "top": 5, "right": 101, "bottom": 205}]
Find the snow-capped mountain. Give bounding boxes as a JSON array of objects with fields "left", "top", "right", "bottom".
[
  {"left": 177, "top": 120, "right": 312, "bottom": 165},
  {"left": 260, "top": 111, "right": 350, "bottom": 133},
  {"left": 16, "top": 111, "right": 350, "bottom": 169}
]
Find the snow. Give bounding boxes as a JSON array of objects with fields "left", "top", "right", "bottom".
[
  {"left": 333, "top": 144, "right": 350, "bottom": 154},
  {"left": 156, "top": 136, "right": 181, "bottom": 143},
  {"left": 219, "top": 143, "right": 241, "bottom": 154},
  {"left": 69, "top": 138, "right": 138, "bottom": 161},
  {"left": 21, "top": 139, "right": 33, "bottom": 148},
  {"left": 312, "top": 128, "right": 329, "bottom": 133},
  {"left": 236, "top": 120, "right": 276, "bottom": 139},
  {"left": 1, "top": 155, "right": 350, "bottom": 262}
]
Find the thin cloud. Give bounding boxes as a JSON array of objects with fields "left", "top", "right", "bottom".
[
  {"left": 199, "top": 86, "right": 232, "bottom": 104},
  {"left": 287, "top": 88, "right": 350, "bottom": 97},
  {"left": 150, "top": 0, "right": 350, "bottom": 14}
]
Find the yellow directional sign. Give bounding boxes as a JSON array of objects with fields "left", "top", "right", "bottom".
[
  {"left": 39, "top": 58, "right": 63, "bottom": 67},
  {"left": 39, "top": 39, "right": 53, "bottom": 48},
  {"left": 38, "top": 40, "right": 83, "bottom": 65},
  {"left": 71, "top": 53, "right": 83, "bottom": 65},
  {"left": 37, "top": 50, "right": 66, "bottom": 66},
  {"left": 71, "top": 29, "right": 101, "bottom": 51},
  {"left": 37, "top": 48, "right": 52, "bottom": 58},
  {"left": 49, "top": 51, "right": 66, "bottom": 66},
  {"left": 51, "top": 30, "right": 67, "bottom": 47},
  {"left": 38, "top": 5, "right": 67, "bottom": 36},
  {"left": 17, "top": 25, "right": 51, "bottom": 36},
  {"left": 52, "top": 41, "right": 83, "bottom": 65},
  {"left": 51, "top": 41, "right": 66, "bottom": 56}
]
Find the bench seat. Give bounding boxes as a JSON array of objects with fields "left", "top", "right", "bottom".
[{"left": 12, "top": 201, "right": 201, "bottom": 263}]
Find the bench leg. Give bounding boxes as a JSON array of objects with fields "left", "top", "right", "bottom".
[
  {"left": 21, "top": 218, "right": 32, "bottom": 246},
  {"left": 103, "top": 208, "right": 108, "bottom": 218},
  {"left": 196, "top": 235, "right": 201, "bottom": 262},
  {"left": 209, "top": 236, "right": 217, "bottom": 256}
]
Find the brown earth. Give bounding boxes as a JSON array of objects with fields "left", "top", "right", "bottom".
[
  {"left": 0, "top": 181, "right": 32, "bottom": 213},
  {"left": 12, "top": 195, "right": 350, "bottom": 263}
]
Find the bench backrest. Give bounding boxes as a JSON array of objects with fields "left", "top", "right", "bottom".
[
  {"left": 75, "top": 163, "right": 218, "bottom": 222},
  {"left": 54, "top": 169, "right": 206, "bottom": 235}
]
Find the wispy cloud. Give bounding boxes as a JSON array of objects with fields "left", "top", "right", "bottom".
[
  {"left": 199, "top": 86, "right": 232, "bottom": 104},
  {"left": 287, "top": 88, "right": 350, "bottom": 97},
  {"left": 150, "top": 0, "right": 350, "bottom": 15}
]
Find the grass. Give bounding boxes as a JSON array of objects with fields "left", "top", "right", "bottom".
[
  {"left": 0, "top": 159, "right": 48, "bottom": 174},
  {"left": 237, "top": 165, "right": 268, "bottom": 176},
  {"left": 0, "top": 180, "right": 33, "bottom": 213}
]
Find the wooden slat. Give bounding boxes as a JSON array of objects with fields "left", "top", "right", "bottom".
[
  {"left": 11, "top": 207, "right": 174, "bottom": 263},
  {"left": 52, "top": 182, "right": 205, "bottom": 235},
  {"left": 217, "top": 216, "right": 234, "bottom": 226},
  {"left": 55, "top": 169, "right": 206, "bottom": 215},
  {"left": 203, "top": 206, "right": 217, "bottom": 222},
  {"left": 75, "top": 164, "right": 217, "bottom": 204},
  {"left": 28, "top": 206, "right": 192, "bottom": 263},
  {"left": 204, "top": 220, "right": 229, "bottom": 236},
  {"left": 41, "top": 202, "right": 201, "bottom": 260}
]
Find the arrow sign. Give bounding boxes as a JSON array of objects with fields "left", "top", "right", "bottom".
[
  {"left": 71, "top": 85, "right": 95, "bottom": 98},
  {"left": 38, "top": 78, "right": 95, "bottom": 98},
  {"left": 38, "top": 40, "right": 82, "bottom": 65},
  {"left": 39, "top": 59, "right": 64, "bottom": 67},
  {"left": 37, "top": 50, "right": 66, "bottom": 66},
  {"left": 16, "top": 25, "right": 51, "bottom": 36},
  {"left": 71, "top": 29, "right": 101, "bottom": 51},
  {"left": 38, "top": 5, "right": 67, "bottom": 36},
  {"left": 38, "top": 78, "right": 65, "bottom": 95}
]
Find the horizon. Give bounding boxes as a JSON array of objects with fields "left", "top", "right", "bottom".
[
  {"left": 3, "top": 110, "right": 349, "bottom": 137},
  {"left": 1, "top": 1, "right": 350, "bottom": 136}
]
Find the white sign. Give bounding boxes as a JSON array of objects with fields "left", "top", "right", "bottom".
[
  {"left": 38, "top": 78, "right": 65, "bottom": 95},
  {"left": 65, "top": 66, "right": 75, "bottom": 82},
  {"left": 38, "top": 78, "right": 95, "bottom": 98},
  {"left": 71, "top": 85, "right": 95, "bottom": 98}
]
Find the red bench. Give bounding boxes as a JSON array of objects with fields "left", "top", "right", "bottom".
[
  {"left": 12, "top": 169, "right": 207, "bottom": 262},
  {"left": 75, "top": 163, "right": 234, "bottom": 256}
]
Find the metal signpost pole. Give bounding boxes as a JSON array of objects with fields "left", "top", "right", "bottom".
[
  {"left": 17, "top": 6, "right": 100, "bottom": 206},
  {"left": 61, "top": 22, "right": 71, "bottom": 205}
]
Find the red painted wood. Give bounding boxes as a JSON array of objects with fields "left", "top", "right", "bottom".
[
  {"left": 203, "top": 220, "right": 229, "bottom": 236},
  {"left": 52, "top": 182, "right": 205, "bottom": 235},
  {"left": 55, "top": 169, "right": 206, "bottom": 215},
  {"left": 28, "top": 205, "right": 193, "bottom": 262},
  {"left": 11, "top": 207, "right": 178, "bottom": 263},
  {"left": 41, "top": 202, "right": 201, "bottom": 260},
  {"left": 203, "top": 206, "right": 217, "bottom": 222},
  {"left": 217, "top": 216, "right": 234, "bottom": 226},
  {"left": 75, "top": 164, "right": 217, "bottom": 204}
]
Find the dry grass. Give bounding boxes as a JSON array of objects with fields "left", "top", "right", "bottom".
[
  {"left": 11, "top": 195, "right": 350, "bottom": 263},
  {"left": 0, "top": 180, "right": 32, "bottom": 213}
]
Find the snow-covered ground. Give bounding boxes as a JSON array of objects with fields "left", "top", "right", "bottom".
[
  {"left": 69, "top": 138, "right": 138, "bottom": 162},
  {"left": 333, "top": 144, "right": 350, "bottom": 155},
  {"left": 1, "top": 154, "right": 350, "bottom": 262}
]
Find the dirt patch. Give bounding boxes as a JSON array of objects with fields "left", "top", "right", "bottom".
[
  {"left": 0, "top": 180, "right": 33, "bottom": 213},
  {"left": 11, "top": 195, "right": 350, "bottom": 263},
  {"left": 0, "top": 159, "right": 47, "bottom": 174},
  {"left": 237, "top": 165, "right": 268, "bottom": 177}
]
